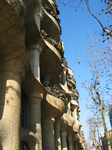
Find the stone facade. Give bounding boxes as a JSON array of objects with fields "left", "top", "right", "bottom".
[{"left": 0, "top": 0, "right": 82, "bottom": 149}]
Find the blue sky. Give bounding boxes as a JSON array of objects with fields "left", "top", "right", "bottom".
[{"left": 56, "top": 0, "right": 111, "bottom": 142}]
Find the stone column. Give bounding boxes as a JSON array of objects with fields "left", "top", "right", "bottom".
[
  {"left": 75, "top": 142, "right": 79, "bottom": 150},
  {"left": 35, "top": 11, "right": 41, "bottom": 31},
  {"left": 0, "top": 59, "right": 25, "bottom": 150},
  {"left": 29, "top": 44, "right": 42, "bottom": 81},
  {"left": 42, "top": 117, "right": 55, "bottom": 150},
  {"left": 67, "top": 134, "right": 74, "bottom": 150},
  {"left": 28, "top": 93, "right": 43, "bottom": 150},
  {"left": 55, "top": 120, "right": 61, "bottom": 150},
  {"left": 61, "top": 131, "right": 68, "bottom": 150}
]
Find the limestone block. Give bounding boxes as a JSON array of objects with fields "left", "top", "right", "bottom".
[{"left": 0, "top": 119, "right": 13, "bottom": 149}]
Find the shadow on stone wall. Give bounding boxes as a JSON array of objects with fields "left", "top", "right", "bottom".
[{"left": 0, "top": 141, "right": 3, "bottom": 150}]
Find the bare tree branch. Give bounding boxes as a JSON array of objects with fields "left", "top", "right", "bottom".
[
  {"left": 89, "top": 87, "right": 99, "bottom": 105},
  {"left": 85, "top": 0, "right": 112, "bottom": 37}
]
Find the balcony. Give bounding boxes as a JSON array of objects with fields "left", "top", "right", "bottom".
[
  {"left": 40, "top": 30, "right": 63, "bottom": 85},
  {"left": 43, "top": 83, "right": 67, "bottom": 102},
  {"left": 61, "top": 113, "right": 75, "bottom": 128},
  {"left": 41, "top": 1, "right": 61, "bottom": 42},
  {"left": 43, "top": 0, "right": 59, "bottom": 14},
  {"left": 41, "top": 94, "right": 65, "bottom": 118},
  {"left": 40, "top": 30, "right": 64, "bottom": 57}
]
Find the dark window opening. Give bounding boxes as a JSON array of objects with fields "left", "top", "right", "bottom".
[
  {"left": 21, "top": 142, "right": 29, "bottom": 150},
  {"left": 21, "top": 89, "right": 28, "bottom": 128}
]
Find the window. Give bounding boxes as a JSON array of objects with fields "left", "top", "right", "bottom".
[
  {"left": 21, "top": 142, "right": 29, "bottom": 150},
  {"left": 21, "top": 89, "right": 28, "bottom": 128}
]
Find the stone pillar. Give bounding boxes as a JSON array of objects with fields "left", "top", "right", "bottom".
[
  {"left": 29, "top": 44, "right": 42, "bottom": 81},
  {"left": 67, "top": 134, "right": 74, "bottom": 150},
  {"left": 75, "top": 142, "right": 78, "bottom": 150},
  {"left": 55, "top": 120, "right": 61, "bottom": 150},
  {"left": 0, "top": 59, "right": 25, "bottom": 150},
  {"left": 28, "top": 93, "right": 43, "bottom": 150},
  {"left": 61, "top": 131, "right": 68, "bottom": 150},
  {"left": 35, "top": 11, "right": 41, "bottom": 31},
  {"left": 42, "top": 117, "right": 55, "bottom": 150}
]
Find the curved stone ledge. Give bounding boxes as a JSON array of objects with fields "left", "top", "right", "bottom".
[
  {"left": 43, "top": 39, "right": 61, "bottom": 60},
  {"left": 23, "top": 65, "right": 46, "bottom": 94},
  {"left": 41, "top": 0, "right": 61, "bottom": 31},
  {"left": 46, "top": 94, "right": 65, "bottom": 112},
  {"left": 73, "top": 124, "right": 79, "bottom": 133},
  {"left": 71, "top": 100, "right": 79, "bottom": 109},
  {"left": 43, "top": 0, "right": 58, "bottom": 14},
  {"left": 44, "top": 84, "right": 67, "bottom": 103},
  {"left": 41, "top": 5, "right": 60, "bottom": 42},
  {"left": 40, "top": 30, "right": 64, "bottom": 57},
  {"left": 61, "top": 113, "right": 75, "bottom": 127},
  {"left": 40, "top": 39, "right": 62, "bottom": 85},
  {"left": 42, "top": 94, "right": 65, "bottom": 118}
]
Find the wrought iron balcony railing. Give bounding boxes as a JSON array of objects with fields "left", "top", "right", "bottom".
[
  {"left": 40, "top": 30, "right": 64, "bottom": 57},
  {"left": 43, "top": 83, "right": 67, "bottom": 103}
]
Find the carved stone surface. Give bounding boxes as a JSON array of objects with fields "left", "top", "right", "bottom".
[
  {"left": 7, "top": 0, "right": 25, "bottom": 16},
  {"left": 0, "top": 0, "right": 83, "bottom": 149},
  {"left": 41, "top": 0, "right": 62, "bottom": 34},
  {"left": 44, "top": 84, "right": 67, "bottom": 103},
  {"left": 61, "top": 57, "right": 68, "bottom": 68},
  {"left": 40, "top": 30, "right": 64, "bottom": 56},
  {"left": 67, "top": 71, "right": 76, "bottom": 91},
  {"left": 71, "top": 89, "right": 79, "bottom": 101}
]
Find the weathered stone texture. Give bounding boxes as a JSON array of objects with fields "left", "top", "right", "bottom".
[{"left": 0, "top": 0, "right": 83, "bottom": 149}]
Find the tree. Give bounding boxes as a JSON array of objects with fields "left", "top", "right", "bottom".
[
  {"left": 57, "top": 0, "right": 112, "bottom": 40},
  {"left": 82, "top": 34, "right": 112, "bottom": 150},
  {"left": 85, "top": 0, "right": 112, "bottom": 38},
  {"left": 56, "top": 0, "right": 112, "bottom": 149},
  {"left": 87, "top": 117, "right": 97, "bottom": 149},
  {"left": 87, "top": 103, "right": 102, "bottom": 149}
]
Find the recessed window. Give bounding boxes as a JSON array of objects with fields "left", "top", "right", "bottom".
[
  {"left": 21, "top": 142, "right": 29, "bottom": 150},
  {"left": 21, "top": 89, "right": 28, "bottom": 128}
]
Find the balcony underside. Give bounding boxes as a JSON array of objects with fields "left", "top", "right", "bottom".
[
  {"left": 42, "top": 94, "right": 65, "bottom": 118},
  {"left": 0, "top": 1, "right": 45, "bottom": 94},
  {"left": 25, "top": 22, "right": 42, "bottom": 46},
  {"left": 0, "top": 1, "right": 24, "bottom": 62},
  {"left": 40, "top": 39, "right": 62, "bottom": 85},
  {"left": 41, "top": 6, "right": 60, "bottom": 42}
]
